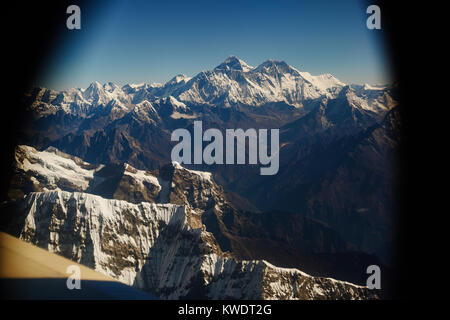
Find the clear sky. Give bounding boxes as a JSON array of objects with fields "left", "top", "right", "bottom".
[{"left": 38, "top": 0, "right": 392, "bottom": 90}]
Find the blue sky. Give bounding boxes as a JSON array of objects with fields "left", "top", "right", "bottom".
[{"left": 39, "top": 0, "right": 392, "bottom": 90}]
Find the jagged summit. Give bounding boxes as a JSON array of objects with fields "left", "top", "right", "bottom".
[
  {"left": 257, "top": 58, "right": 290, "bottom": 68},
  {"left": 83, "top": 81, "right": 102, "bottom": 97},
  {"left": 168, "top": 74, "right": 191, "bottom": 85},
  {"left": 214, "top": 55, "right": 254, "bottom": 72},
  {"left": 103, "top": 82, "right": 121, "bottom": 92},
  {"left": 254, "top": 59, "right": 295, "bottom": 76}
]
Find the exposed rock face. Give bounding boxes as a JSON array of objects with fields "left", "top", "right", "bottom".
[
  {"left": 6, "top": 144, "right": 384, "bottom": 288},
  {"left": 8, "top": 145, "right": 224, "bottom": 211},
  {"left": 1, "top": 190, "right": 376, "bottom": 300}
]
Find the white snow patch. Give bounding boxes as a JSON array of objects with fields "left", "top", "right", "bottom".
[
  {"left": 16, "top": 145, "right": 103, "bottom": 190},
  {"left": 171, "top": 161, "right": 212, "bottom": 181}
]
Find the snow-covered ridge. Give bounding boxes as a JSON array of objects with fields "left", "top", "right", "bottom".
[
  {"left": 28, "top": 57, "right": 350, "bottom": 114},
  {"left": 15, "top": 190, "right": 191, "bottom": 286},
  {"left": 344, "top": 85, "right": 397, "bottom": 113},
  {"left": 363, "top": 83, "right": 388, "bottom": 91},
  {"left": 299, "top": 71, "right": 346, "bottom": 92},
  {"left": 171, "top": 161, "right": 212, "bottom": 181},
  {"left": 155, "top": 96, "right": 188, "bottom": 110},
  {"left": 11, "top": 144, "right": 221, "bottom": 211},
  {"left": 124, "top": 163, "right": 161, "bottom": 191},
  {"left": 28, "top": 57, "right": 396, "bottom": 116},
  {"left": 15, "top": 145, "right": 103, "bottom": 192},
  {"left": 6, "top": 145, "right": 376, "bottom": 299},
  {"left": 6, "top": 189, "right": 376, "bottom": 299},
  {"left": 11, "top": 145, "right": 163, "bottom": 201}
]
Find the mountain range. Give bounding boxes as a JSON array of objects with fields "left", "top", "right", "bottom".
[{"left": 3, "top": 57, "right": 399, "bottom": 299}]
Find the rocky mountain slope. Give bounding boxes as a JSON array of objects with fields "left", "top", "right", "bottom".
[
  {"left": 2, "top": 145, "right": 380, "bottom": 298},
  {"left": 231, "top": 100, "right": 401, "bottom": 263},
  {"left": 1, "top": 190, "right": 375, "bottom": 299}
]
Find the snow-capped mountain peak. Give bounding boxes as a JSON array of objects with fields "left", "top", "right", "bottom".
[
  {"left": 362, "top": 83, "right": 388, "bottom": 91},
  {"left": 214, "top": 56, "right": 254, "bottom": 72},
  {"left": 155, "top": 96, "right": 188, "bottom": 110},
  {"left": 299, "top": 71, "right": 346, "bottom": 92},
  {"left": 82, "top": 81, "right": 103, "bottom": 99},
  {"left": 103, "top": 81, "right": 121, "bottom": 92},
  {"left": 254, "top": 59, "right": 293, "bottom": 74},
  {"left": 167, "top": 74, "right": 192, "bottom": 85}
]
